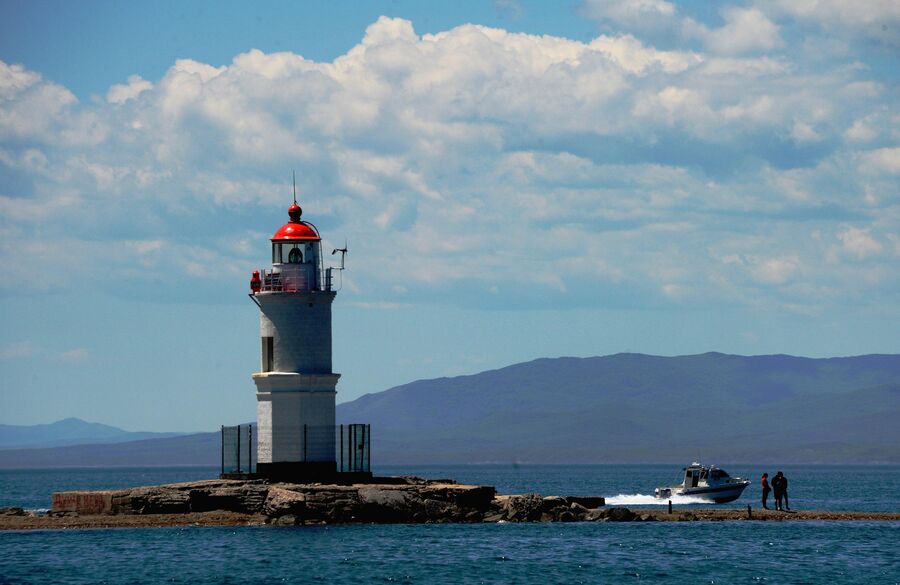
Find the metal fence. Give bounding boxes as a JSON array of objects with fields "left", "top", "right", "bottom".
[
  {"left": 338, "top": 424, "right": 371, "bottom": 473},
  {"left": 220, "top": 423, "right": 370, "bottom": 475},
  {"left": 221, "top": 424, "right": 255, "bottom": 475}
]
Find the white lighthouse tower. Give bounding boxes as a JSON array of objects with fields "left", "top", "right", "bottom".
[{"left": 248, "top": 196, "right": 341, "bottom": 481}]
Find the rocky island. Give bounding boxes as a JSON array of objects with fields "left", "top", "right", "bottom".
[{"left": 1, "top": 476, "right": 898, "bottom": 530}]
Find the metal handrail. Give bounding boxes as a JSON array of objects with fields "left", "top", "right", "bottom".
[{"left": 254, "top": 267, "right": 333, "bottom": 293}]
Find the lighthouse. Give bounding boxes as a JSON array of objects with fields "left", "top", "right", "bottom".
[{"left": 248, "top": 197, "right": 342, "bottom": 481}]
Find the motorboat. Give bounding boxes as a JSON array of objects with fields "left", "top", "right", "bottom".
[{"left": 655, "top": 462, "right": 750, "bottom": 504}]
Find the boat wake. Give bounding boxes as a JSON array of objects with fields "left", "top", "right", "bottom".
[{"left": 604, "top": 494, "right": 711, "bottom": 506}]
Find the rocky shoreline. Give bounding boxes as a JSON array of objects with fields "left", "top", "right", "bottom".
[{"left": 2, "top": 477, "right": 898, "bottom": 530}]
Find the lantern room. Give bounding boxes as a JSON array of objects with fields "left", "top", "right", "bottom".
[{"left": 251, "top": 203, "right": 332, "bottom": 293}]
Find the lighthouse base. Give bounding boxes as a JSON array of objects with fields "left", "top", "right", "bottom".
[
  {"left": 223, "top": 462, "right": 372, "bottom": 484},
  {"left": 253, "top": 372, "right": 339, "bottom": 466}
]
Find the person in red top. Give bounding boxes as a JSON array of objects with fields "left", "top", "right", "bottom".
[{"left": 761, "top": 473, "right": 771, "bottom": 509}]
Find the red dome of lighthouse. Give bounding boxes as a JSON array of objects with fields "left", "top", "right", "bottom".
[{"left": 271, "top": 203, "right": 321, "bottom": 241}]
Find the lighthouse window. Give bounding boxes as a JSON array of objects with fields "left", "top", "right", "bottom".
[
  {"left": 272, "top": 244, "right": 282, "bottom": 264},
  {"left": 288, "top": 248, "right": 303, "bottom": 263}
]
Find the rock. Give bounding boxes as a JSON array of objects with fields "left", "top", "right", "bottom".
[
  {"left": 586, "top": 508, "right": 608, "bottom": 521},
  {"left": 126, "top": 486, "right": 192, "bottom": 514},
  {"left": 499, "top": 494, "right": 544, "bottom": 522},
  {"left": 189, "top": 484, "right": 269, "bottom": 514},
  {"left": 263, "top": 487, "right": 307, "bottom": 518},
  {"left": 483, "top": 513, "right": 504, "bottom": 523},
  {"left": 639, "top": 513, "right": 656, "bottom": 522},
  {"left": 569, "top": 502, "right": 589, "bottom": 517},
  {"left": 606, "top": 507, "right": 636, "bottom": 522},
  {"left": 0, "top": 507, "right": 27, "bottom": 516},
  {"left": 541, "top": 496, "right": 568, "bottom": 513},
  {"left": 423, "top": 498, "right": 452, "bottom": 519},
  {"left": 358, "top": 487, "right": 415, "bottom": 523},
  {"left": 566, "top": 496, "right": 605, "bottom": 509},
  {"left": 370, "top": 476, "right": 430, "bottom": 486},
  {"left": 423, "top": 484, "right": 495, "bottom": 510},
  {"left": 273, "top": 514, "right": 300, "bottom": 526},
  {"left": 558, "top": 511, "right": 577, "bottom": 522},
  {"left": 464, "top": 510, "right": 483, "bottom": 522}
]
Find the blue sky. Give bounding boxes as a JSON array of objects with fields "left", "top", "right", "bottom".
[{"left": 1, "top": 0, "right": 898, "bottom": 431}]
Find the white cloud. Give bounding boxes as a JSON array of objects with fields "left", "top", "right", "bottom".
[
  {"left": 0, "top": 62, "right": 41, "bottom": 96},
  {"left": 0, "top": 61, "right": 77, "bottom": 140},
  {"left": 0, "top": 13, "right": 897, "bottom": 315},
  {"left": 684, "top": 7, "right": 782, "bottom": 55},
  {"left": 790, "top": 121, "right": 822, "bottom": 143},
  {"left": 580, "top": 0, "right": 677, "bottom": 29},
  {"left": 106, "top": 75, "right": 153, "bottom": 104},
  {"left": 0, "top": 341, "right": 39, "bottom": 360},
  {"left": 760, "top": 0, "right": 900, "bottom": 45},
  {"left": 859, "top": 147, "right": 900, "bottom": 175},
  {"left": 588, "top": 34, "right": 699, "bottom": 74},
  {"left": 838, "top": 227, "right": 883, "bottom": 259},
  {"left": 753, "top": 257, "right": 799, "bottom": 284},
  {"left": 58, "top": 348, "right": 90, "bottom": 364},
  {"left": 494, "top": 0, "right": 523, "bottom": 20},
  {"left": 844, "top": 117, "right": 879, "bottom": 143}
]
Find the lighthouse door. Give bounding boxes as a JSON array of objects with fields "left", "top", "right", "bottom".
[{"left": 261, "top": 337, "right": 274, "bottom": 372}]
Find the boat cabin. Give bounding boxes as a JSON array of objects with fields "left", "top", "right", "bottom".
[{"left": 683, "top": 463, "right": 732, "bottom": 487}]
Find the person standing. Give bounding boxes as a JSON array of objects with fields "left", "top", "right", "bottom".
[
  {"left": 772, "top": 471, "right": 785, "bottom": 511},
  {"left": 761, "top": 473, "right": 771, "bottom": 509}
]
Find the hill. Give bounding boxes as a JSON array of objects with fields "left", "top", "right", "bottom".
[
  {"left": 0, "top": 418, "right": 189, "bottom": 449},
  {"left": 1, "top": 353, "right": 897, "bottom": 467},
  {"left": 336, "top": 353, "right": 900, "bottom": 464},
  {"left": 0, "top": 432, "right": 219, "bottom": 468}
]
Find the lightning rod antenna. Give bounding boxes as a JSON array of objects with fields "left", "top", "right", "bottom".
[{"left": 292, "top": 170, "right": 297, "bottom": 205}]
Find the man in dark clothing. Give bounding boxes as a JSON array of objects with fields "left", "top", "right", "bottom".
[
  {"left": 761, "top": 473, "right": 771, "bottom": 509},
  {"left": 772, "top": 471, "right": 786, "bottom": 511}
]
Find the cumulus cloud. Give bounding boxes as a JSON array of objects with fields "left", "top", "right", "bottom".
[
  {"left": 106, "top": 75, "right": 153, "bottom": 104},
  {"left": 683, "top": 7, "right": 782, "bottom": 55},
  {"left": 844, "top": 116, "right": 879, "bottom": 143},
  {"left": 760, "top": 0, "right": 900, "bottom": 45},
  {"left": 580, "top": 0, "right": 677, "bottom": 30},
  {"left": 0, "top": 11, "right": 897, "bottom": 316},
  {"left": 838, "top": 227, "right": 883, "bottom": 259},
  {"left": 0, "top": 61, "right": 77, "bottom": 140},
  {"left": 859, "top": 147, "right": 900, "bottom": 175}
]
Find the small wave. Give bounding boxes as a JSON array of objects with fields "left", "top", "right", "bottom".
[
  {"left": 26, "top": 508, "right": 49, "bottom": 514},
  {"left": 604, "top": 494, "right": 711, "bottom": 506}
]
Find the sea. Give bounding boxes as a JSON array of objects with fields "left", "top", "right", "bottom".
[{"left": 1, "top": 464, "right": 898, "bottom": 584}]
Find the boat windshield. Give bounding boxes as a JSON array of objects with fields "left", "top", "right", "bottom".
[{"left": 711, "top": 469, "right": 730, "bottom": 480}]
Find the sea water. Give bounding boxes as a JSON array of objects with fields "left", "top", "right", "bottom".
[{"left": 1, "top": 465, "right": 898, "bottom": 584}]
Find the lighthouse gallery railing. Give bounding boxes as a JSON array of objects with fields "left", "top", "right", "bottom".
[{"left": 254, "top": 267, "right": 335, "bottom": 293}]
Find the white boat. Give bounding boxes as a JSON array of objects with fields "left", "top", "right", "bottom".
[{"left": 655, "top": 463, "right": 750, "bottom": 504}]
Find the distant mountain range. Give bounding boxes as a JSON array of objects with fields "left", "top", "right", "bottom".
[
  {"left": 339, "top": 353, "right": 899, "bottom": 464},
  {"left": 1, "top": 353, "right": 897, "bottom": 468},
  {"left": 0, "top": 418, "right": 188, "bottom": 449}
]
